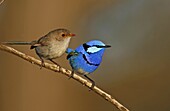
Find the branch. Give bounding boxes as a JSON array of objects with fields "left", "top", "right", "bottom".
[
  {"left": 0, "top": 0, "right": 5, "bottom": 5},
  {"left": 0, "top": 43, "right": 130, "bottom": 111}
]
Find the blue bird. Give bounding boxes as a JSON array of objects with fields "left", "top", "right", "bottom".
[{"left": 66, "top": 40, "right": 111, "bottom": 88}]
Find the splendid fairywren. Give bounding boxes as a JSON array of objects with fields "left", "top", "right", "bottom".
[
  {"left": 66, "top": 40, "right": 111, "bottom": 88},
  {"left": 2, "top": 28, "right": 75, "bottom": 68}
]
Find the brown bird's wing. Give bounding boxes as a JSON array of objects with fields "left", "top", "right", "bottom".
[{"left": 30, "top": 36, "right": 50, "bottom": 49}]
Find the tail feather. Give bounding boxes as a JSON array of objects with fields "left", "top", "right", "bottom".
[
  {"left": 1, "top": 40, "right": 38, "bottom": 49},
  {"left": 66, "top": 48, "right": 73, "bottom": 53},
  {"left": 1, "top": 40, "right": 37, "bottom": 45},
  {"left": 30, "top": 45, "right": 37, "bottom": 49},
  {"left": 66, "top": 50, "right": 79, "bottom": 60}
]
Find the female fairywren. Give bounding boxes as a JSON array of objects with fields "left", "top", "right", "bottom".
[{"left": 2, "top": 28, "right": 75, "bottom": 68}]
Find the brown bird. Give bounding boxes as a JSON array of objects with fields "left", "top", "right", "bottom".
[{"left": 2, "top": 28, "right": 75, "bottom": 68}]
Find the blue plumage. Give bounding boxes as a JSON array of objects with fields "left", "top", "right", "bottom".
[{"left": 66, "top": 40, "right": 111, "bottom": 88}]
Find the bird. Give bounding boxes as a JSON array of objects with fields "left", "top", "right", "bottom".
[
  {"left": 66, "top": 40, "right": 111, "bottom": 89},
  {"left": 2, "top": 28, "right": 75, "bottom": 68}
]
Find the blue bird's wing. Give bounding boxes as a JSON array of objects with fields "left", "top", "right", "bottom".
[
  {"left": 68, "top": 51, "right": 99, "bottom": 74},
  {"left": 84, "top": 50, "right": 104, "bottom": 65}
]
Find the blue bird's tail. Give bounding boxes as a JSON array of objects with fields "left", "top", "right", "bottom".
[
  {"left": 66, "top": 48, "right": 80, "bottom": 60},
  {"left": 66, "top": 48, "right": 74, "bottom": 54}
]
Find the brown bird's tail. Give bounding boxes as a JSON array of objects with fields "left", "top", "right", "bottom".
[{"left": 1, "top": 40, "right": 37, "bottom": 45}]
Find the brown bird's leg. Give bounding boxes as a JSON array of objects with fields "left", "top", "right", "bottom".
[
  {"left": 39, "top": 57, "right": 45, "bottom": 69},
  {"left": 49, "top": 59, "right": 61, "bottom": 68}
]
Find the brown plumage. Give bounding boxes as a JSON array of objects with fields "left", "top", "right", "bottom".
[{"left": 2, "top": 28, "right": 75, "bottom": 68}]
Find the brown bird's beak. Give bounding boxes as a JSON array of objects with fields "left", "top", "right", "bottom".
[{"left": 69, "top": 33, "right": 76, "bottom": 37}]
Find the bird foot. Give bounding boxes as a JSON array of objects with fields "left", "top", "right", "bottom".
[
  {"left": 40, "top": 61, "right": 45, "bottom": 69},
  {"left": 88, "top": 83, "right": 95, "bottom": 91},
  {"left": 68, "top": 71, "right": 74, "bottom": 80},
  {"left": 49, "top": 59, "right": 61, "bottom": 71},
  {"left": 84, "top": 75, "right": 95, "bottom": 91}
]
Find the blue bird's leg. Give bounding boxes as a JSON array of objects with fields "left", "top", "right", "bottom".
[
  {"left": 68, "top": 70, "right": 74, "bottom": 79},
  {"left": 84, "top": 75, "right": 95, "bottom": 90}
]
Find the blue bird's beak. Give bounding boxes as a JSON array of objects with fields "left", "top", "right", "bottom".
[
  {"left": 95, "top": 45, "right": 111, "bottom": 48},
  {"left": 104, "top": 45, "right": 111, "bottom": 48}
]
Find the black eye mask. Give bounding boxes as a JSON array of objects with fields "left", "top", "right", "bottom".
[{"left": 83, "top": 43, "right": 111, "bottom": 54}]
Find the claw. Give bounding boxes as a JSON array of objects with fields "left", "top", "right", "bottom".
[
  {"left": 49, "top": 59, "right": 61, "bottom": 67},
  {"left": 84, "top": 75, "right": 95, "bottom": 91},
  {"left": 68, "top": 70, "right": 74, "bottom": 80}
]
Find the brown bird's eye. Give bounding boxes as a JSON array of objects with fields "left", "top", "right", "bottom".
[{"left": 61, "top": 34, "right": 66, "bottom": 37}]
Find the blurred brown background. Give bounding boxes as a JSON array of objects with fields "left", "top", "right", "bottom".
[{"left": 0, "top": 0, "right": 170, "bottom": 111}]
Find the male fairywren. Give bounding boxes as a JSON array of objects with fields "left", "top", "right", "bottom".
[
  {"left": 66, "top": 40, "right": 111, "bottom": 88},
  {"left": 2, "top": 28, "right": 76, "bottom": 68}
]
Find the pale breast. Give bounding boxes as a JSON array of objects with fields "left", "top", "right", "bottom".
[{"left": 47, "top": 38, "right": 71, "bottom": 59}]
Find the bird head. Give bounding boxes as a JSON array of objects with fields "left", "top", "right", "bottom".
[
  {"left": 82, "top": 40, "right": 111, "bottom": 54},
  {"left": 49, "top": 28, "right": 76, "bottom": 41}
]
